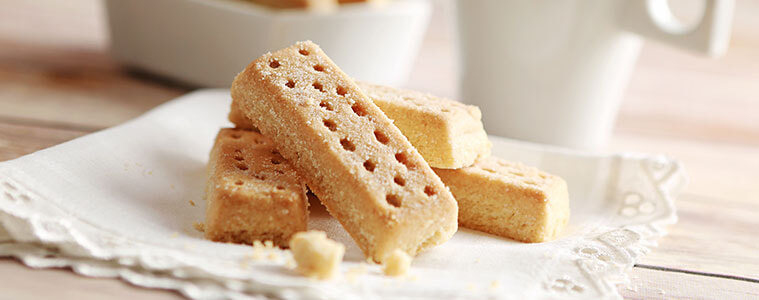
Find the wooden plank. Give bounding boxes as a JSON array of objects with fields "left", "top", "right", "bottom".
[
  {"left": 609, "top": 133, "right": 759, "bottom": 205},
  {"left": 0, "top": 121, "right": 88, "bottom": 162},
  {"left": 621, "top": 266, "right": 759, "bottom": 300},
  {"left": 617, "top": 41, "right": 759, "bottom": 147},
  {"left": 636, "top": 193, "right": 759, "bottom": 279},
  {"left": 0, "top": 41, "right": 188, "bottom": 130},
  {"left": 0, "top": 258, "right": 183, "bottom": 300}
]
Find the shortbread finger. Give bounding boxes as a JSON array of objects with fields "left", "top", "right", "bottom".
[
  {"left": 358, "top": 82, "right": 491, "bottom": 169},
  {"left": 229, "top": 83, "right": 492, "bottom": 168},
  {"left": 434, "top": 157, "right": 569, "bottom": 243},
  {"left": 204, "top": 128, "right": 308, "bottom": 247},
  {"left": 231, "top": 41, "right": 458, "bottom": 262}
]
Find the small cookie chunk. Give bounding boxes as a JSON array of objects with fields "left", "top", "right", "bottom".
[
  {"left": 290, "top": 231, "right": 345, "bottom": 279},
  {"left": 204, "top": 128, "right": 308, "bottom": 247},
  {"left": 358, "top": 82, "right": 491, "bottom": 169},
  {"left": 228, "top": 83, "right": 491, "bottom": 169},
  {"left": 383, "top": 249, "right": 412, "bottom": 277},
  {"left": 434, "top": 157, "right": 570, "bottom": 243},
  {"left": 231, "top": 41, "right": 458, "bottom": 262}
]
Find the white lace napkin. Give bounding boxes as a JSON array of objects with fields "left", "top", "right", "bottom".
[{"left": 0, "top": 90, "right": 686, "bottom": 300}]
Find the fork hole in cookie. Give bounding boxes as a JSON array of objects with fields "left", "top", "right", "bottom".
[
  {"left": 235, "top": 180, "right": 244, "bottom": 186},
  {"left": 424, "top": 186, "right": 436, "bottom": 196},
  {"left": 351, "top": 104, "right": 367, "bottom": 117},
  {"left": 395, "top": 152, "right": 412, "bottom": 169},
  {"left": 313, "top": 82, "right": 325, "bottom": 93},
  {"left": 386, "top": 194, "right": 401, "bottom": 207},
  {"left": 313, "top": 64, "right": 325, "bottom": 72},
  {"left": 323, "top": 119, "right": 337, "bottom": 131},
  {"left": 319, "top": 100, "right": 333, "bottom": 111},
  {"left": 374, "top": 130, "right": 389, "bottom": 145},
  {"left": 236, "top": 163, "right": 248, "bottom": 171},
  {"left": 299, "top": 49, "right": 309, "bottom": 56},
  {"left": 269, "top": 60, "right": 280, "bottom": 68},
  {"left": 286, "top": 80, "right": 296, "bottom": 88},
  {"left": 276, "top": 185, "right": 285, "bottom": 190},
  {"left": 271, "top": 158, "right": 282, "bottom": 165},
  {"left": 233, "top": 155, "right": 244, "bottom": 161},
  {"left": 393, "top": 175, "right": 406, "bottom": 186},
  {"left": 340, "top": 138, "right": 355, "bottom": 151},
  {"left": 363, "top": 160, "right": 376, "bottom": 172},
  {"left": 336, "top": 86, "right": 348, "bottom": 96}
]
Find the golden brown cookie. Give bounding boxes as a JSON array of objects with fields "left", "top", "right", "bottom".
[
  {"left": 434, "top": 157, "right": 570, "bottom": 243},
  {"left": 204, "top": 128, "right": 308, "bottom": 247}
]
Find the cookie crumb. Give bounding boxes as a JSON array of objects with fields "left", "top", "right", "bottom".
[
  {"left": 267, "top": 252, "right": 281, "bottom": 261},
  {"left": 192, "top": 222, "right": 205, "bottom": 232},
  {"left": 383, "top": 249, "right": 411, "bottom": 277},
  {"left": 490, "top": 280, "right": 499, "bottom": 290},
  {"left": 289, "top": 231, "right": 344, "bottom": 279}
]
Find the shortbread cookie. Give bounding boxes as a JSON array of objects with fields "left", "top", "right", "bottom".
[
  {"left": 231, "top": 41, "right": 458, "bottom": 262},
  {"left": 434, "top": 157, "right": 569, "bottom": 243},
  {"left": 204, "top": 128, "right": 308, "bottom": 247},
  {"left": 358, "top": 82, "right": 491, "bottom": 169},
  {"left": 289, "top": 230, "right": 345, "bottom": 279},
  {"left": 228, "top": 83, "right": 491, "bottom": 169}
]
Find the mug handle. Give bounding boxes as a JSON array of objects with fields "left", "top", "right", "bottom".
[{"left": 619, "top": 0, "right": 734, "bottom": 56}]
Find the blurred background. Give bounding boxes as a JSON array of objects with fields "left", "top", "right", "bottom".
[{"left": 0, "top": 0, "right": 757, "bottom": 299}]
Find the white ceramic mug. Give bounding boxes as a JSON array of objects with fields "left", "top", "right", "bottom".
[{"left": 455, "top": 0, "right": 734, "bottom": 149}]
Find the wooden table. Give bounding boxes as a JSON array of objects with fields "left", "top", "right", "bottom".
[{"left": 1, "top": 1, "right": 757, "bottom": 299}]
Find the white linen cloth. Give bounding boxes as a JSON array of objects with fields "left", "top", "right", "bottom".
[{"left": 0, "top": 90, "right": 686, "bottom": 299}]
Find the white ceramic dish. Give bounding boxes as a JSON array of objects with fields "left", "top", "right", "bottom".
[
  {"left": 0, "top": 90, "right": 685, "bottom": 300},
  {"left": 105, "top": 0, "right": 431, "bottom": 87}
]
